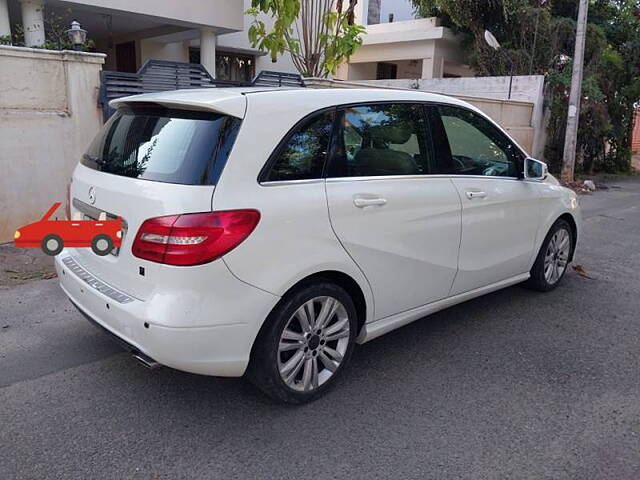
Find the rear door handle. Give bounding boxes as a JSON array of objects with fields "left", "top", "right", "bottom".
[
  {"left": 353, "top": 195, "right": 387, "bottom": 208},
  {"left": 465, "top": 190, "right": 488, "bottom": 199}
]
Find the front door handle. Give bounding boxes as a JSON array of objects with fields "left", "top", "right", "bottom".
[
  {"left": 353, "top": 196, "right": 387, "bottom": 208},
  {"left": 465, "top": 190, "right": 488, "bottom": 200}
]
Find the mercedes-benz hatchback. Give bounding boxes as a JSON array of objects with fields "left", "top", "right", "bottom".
[{"left": 56, "top": 88, "right": 580, "bottom": 403}]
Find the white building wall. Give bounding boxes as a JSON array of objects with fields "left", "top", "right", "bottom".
[
  {"left": 61, "top": 0, "right": 243, "bottom": 32},
  {"left": 140, "top": 39, "right": 189, "bottom": 65}
]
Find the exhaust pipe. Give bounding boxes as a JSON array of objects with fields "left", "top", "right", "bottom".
[{"left": 132, "top": 351, "right": 161, "bottom": 370}]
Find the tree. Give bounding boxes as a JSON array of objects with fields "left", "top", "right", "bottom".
[
  {"left": 246, "top": 0, "right": 366, "bottom": 78},
  {"left": 412, "top": 0, "right": 640, "bottom": 175}
]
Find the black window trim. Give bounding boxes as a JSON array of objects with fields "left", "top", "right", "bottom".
[
  {"left": 257, "top": 106, "right": 338, "bottom": 185},
  {"left": 257, "top": 100, "right": 528, "bottom": 185},
  {"left": 326, "top": 101, "right": 435, "bottom": 179},
  {"left": 429, "top": 103, "right": 527, "bottom": 179}
]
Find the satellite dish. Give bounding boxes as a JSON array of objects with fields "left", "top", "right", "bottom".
[{"left": 484, "top": 30, "right": 501, "bottom": 50}]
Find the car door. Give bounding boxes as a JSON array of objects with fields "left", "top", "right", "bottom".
[
  {"left": 428, "top": 105, "right": 542, "bottom": 295},
  {"left": 325, "top": 103, "right": 462, "bottom": 320}
]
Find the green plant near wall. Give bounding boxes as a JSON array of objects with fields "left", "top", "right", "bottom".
[
  {"left": 4, "top": 11, "right": 94, "bottom": 51},
  {"left": 246, "top": 0, "right": 366, "bottom": 78}
]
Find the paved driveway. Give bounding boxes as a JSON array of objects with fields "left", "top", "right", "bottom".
[{"left": 1, "top": 178, "right": 639, "bottom": 479}]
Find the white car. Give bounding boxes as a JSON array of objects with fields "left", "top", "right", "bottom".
[{"left": 56, "top": 87, "right": 580, "bottom": 403}]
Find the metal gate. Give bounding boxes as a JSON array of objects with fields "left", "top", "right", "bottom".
[{"left": 99, "top": 60, "right": 305, "bottom": 121}]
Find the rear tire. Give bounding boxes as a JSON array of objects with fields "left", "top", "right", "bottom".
[
  {"left": 525, "top": 219, "right": 573, "bottom": 292},
  {"left": 41, "top": 234, "right": 63, "bottom": 256},
  {"left": 247, "top": 281, "right": 358, "bottom": 404},
  {"left": 91, "top": 234, "right": 113, "bottom": 256}
]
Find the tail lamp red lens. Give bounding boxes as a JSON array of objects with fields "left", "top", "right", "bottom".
[{"left": 132, "top": 210, "right": 260, "bottom": 266}]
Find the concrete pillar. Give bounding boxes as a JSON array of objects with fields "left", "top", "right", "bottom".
[
  {"left": 0, "top": 0, "right": 11, "bottom": 37},
  {"left": 353, "top": 0, "right": 369, "bottom": 26},
  {"left": 200, "top": 29, "right": 216, "bottom": 78},
  {"left": 20, "top": 0, "right": 45, "bottom": 47},
  {"left": 421, "top": 56, "right": 444, "bottom": 79},
  {"left": 367, "top": 0, "right": 380, "bottom": 25}
]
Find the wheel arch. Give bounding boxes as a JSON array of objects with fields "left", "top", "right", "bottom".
[
  {"left": 557, "top": 212, "right": 578, "bottom": 261},
  {"left": 251, "top": 269, "right": 370, "bottom": 356},
  {"left": 294, "top": 271, "right": 368, "bottom": 336}
]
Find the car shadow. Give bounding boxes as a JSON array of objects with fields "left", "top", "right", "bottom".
[{"left": 99, "top": 273, "right": 582, "bottom": 415}]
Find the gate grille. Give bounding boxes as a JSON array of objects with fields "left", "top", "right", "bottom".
[{"left": 99, "top": 61, "right": 305, "bottom": 121}]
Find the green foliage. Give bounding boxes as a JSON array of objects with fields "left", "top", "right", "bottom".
[
  {"left": 247, "top": 0, "right": 365, "bottom": 78},
  {"left": 5, "top": 11, "right": 94, "bottom": 51},
  {"left": 412, "top": 0, "right": 640, "bottom": 174},
  {"left": 246, "top": 1, "right": 301, "bottom": 64}
]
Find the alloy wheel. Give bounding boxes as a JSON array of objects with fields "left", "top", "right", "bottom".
[
  {"left": 277, "top": 296, "right": 350, "bottom": 392},
  {"left": 543, "top": 228, "right": 570, "bottom": 284}
]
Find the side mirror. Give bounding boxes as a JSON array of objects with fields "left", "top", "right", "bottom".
[{"left": 524, "top": 157, "right": 548, "bottom": 181}]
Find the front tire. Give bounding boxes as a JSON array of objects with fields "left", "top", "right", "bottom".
[
  {"left": 41, "top": 234, "right": 63, "bottom": 256},
  {"left": 247, "top": 281, "right": 358, "bottom": 404},
  {"left": 525, "top": 219, "right": 573, "bottom": 292}
]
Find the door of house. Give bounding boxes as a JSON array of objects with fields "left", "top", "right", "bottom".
[{"left": 116, "top": 41, "right": 137, "bottom": 73}]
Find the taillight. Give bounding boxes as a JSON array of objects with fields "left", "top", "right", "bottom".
[
  {"left": 65, "top": 179, "right": 72, "bottom": 220},
  {"left": 132, "top": 210, "right": 260, "bottom": 266}
]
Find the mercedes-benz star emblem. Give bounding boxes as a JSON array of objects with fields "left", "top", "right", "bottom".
[{"left": 88, "top": 186, "right": 96, "bottom": 205}]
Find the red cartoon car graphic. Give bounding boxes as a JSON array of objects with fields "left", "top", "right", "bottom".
[{"left": 14, "top": 202, "right": 123, "bottom": 256}]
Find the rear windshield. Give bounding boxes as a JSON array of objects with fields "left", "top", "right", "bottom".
[{"left": 81, "top": 106, "right": 241, "bottom": 185}]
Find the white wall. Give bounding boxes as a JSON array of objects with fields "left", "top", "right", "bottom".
[
  {"left": 140, "top": 39, "right": 189, "bottom": 65},
  {"left": 61, "top": 0, "right": 244, "bottom": 32},
  {"left": 0, "top": 46, "right": 105, "bottom": 243},
  {"left": 396, "top": 59, "right": 421, "bottom": 78}
]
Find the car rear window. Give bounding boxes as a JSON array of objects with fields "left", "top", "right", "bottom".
[{"left": 81, "top": 106, "right": 242, "bottom": 185}]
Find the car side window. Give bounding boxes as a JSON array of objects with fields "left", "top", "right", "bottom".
[
  {"left": 437, "top": 105, "right": 524, "bottom": 177},
  {"left": 328, "top": 103, "right": 433, "bottom": 177},
  {"left": 264, "top": 110, "right": 335, "bottom": 182}
]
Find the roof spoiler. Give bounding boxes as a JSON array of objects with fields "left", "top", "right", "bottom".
[{"left": 110, "top": 91, "right": 247, "bottom": 119}]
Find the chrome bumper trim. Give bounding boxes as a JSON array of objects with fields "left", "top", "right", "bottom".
[{"left": 61, "top": 256, "right": 135, "bottom": 304}]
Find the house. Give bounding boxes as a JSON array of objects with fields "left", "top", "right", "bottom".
[
  {"left": 0, "top": 0, "right": 297, "bottom": 80},
  {"left": 335, "top": 0, "right": 473, "bottom": 81},
  {"left": 1, "top": 0, "right": 472, "bottom": 82},
  {"left": 0, "top": 1, "right": 542, "bottom": 245}
]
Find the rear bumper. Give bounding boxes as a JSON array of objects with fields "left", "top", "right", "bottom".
[
  {"left": 55, "top": 253, "right": 279, "bottom": 377},
  {"left": 69, "top": 298, "right": 159, "bottom": 367}
]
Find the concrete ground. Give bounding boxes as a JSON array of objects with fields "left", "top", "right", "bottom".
[
  {"left": 1, "top": 178, "right": 639, "bottom": 480},
  {"left": 0, "top": 244, "right": 55, "bottom": 287}
]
